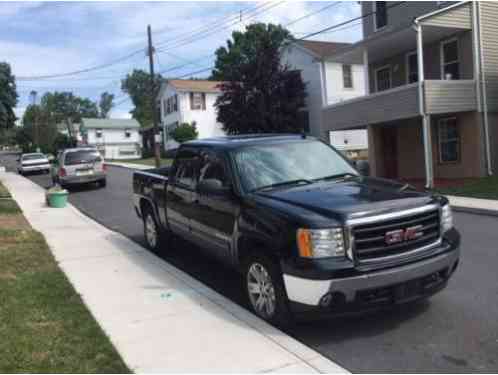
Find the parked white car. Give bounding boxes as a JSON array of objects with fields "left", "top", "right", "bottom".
[{"left": 18, "top": 153, "right": 51, "bottom": 175}]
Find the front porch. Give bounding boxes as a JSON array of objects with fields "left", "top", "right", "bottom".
[{"left": 367, "top": 111, "right": 486, "bottom": 182}]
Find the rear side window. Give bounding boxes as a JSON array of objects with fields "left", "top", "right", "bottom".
[
  {"left": 171, "top": 148, "right": 198, "bottom": 188},
  {"left": 64, "top": 151, "right": 102, "bottom": 166},
  {"left": 199, "top": 150, "right": 229, "bottom": 187}
]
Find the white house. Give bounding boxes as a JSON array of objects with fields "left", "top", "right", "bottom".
[
  {"left": 157, "top": 79, "right": 225, "bottom": 150},
  {"left": 280, "top": 40, "right": 368, "bottom": 156},
  {"left": 80, "top": 118, "right": 141, "bottom": 160}
]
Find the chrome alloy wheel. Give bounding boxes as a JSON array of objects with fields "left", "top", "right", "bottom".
[
  {"left": 145, "top": 214, "right": 157, "bottom": 249},
  {"left": 247, "top": 262, "right": 276, "bottom": 318}
]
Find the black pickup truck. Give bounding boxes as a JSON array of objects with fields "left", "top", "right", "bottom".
[{"left": 133, "top": 135, "right": 460, "bottom": 325}]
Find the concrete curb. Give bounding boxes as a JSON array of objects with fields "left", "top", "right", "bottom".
[
  {"left": 451, "top": 205, "right": 498, "bottom": 218},
  {"left": 1, "top": 171, "right": 348, "bottom": 373},
  {"left": 447, "top": 195, "right": 498, "bottom": 218}
]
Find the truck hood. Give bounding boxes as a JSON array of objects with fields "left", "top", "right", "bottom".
[{"left": 254, "top": 177, "right": 436, "bottom": 224}]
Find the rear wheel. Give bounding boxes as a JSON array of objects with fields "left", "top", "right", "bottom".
[
  {"left": 142, "top": 206, "right": 166, "bottom": 253},
  {"left": 244, "top": 254, "right": 292, "bottom": 327}
]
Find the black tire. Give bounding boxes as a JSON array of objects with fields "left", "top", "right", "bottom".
[
  {"left": 243, "top": 254, "right": 293, "bottom": 327},
  {"left": 99, "top": 179, "right": 107, "bottom": 188},
  {"left": 142, "top": 205, "right": 166, "bottom": 253}
]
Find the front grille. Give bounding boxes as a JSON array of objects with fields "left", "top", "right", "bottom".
[{"left": 352, "top": 208, "right": 440, "bottom": 262}]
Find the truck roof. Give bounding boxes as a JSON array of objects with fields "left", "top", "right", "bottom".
[{"left": 184, "top": 134, "right": 314, "bottom": 149}]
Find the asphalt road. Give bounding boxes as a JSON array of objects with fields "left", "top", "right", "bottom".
[{"left": 2, "top": 152, "right": 498, "bottom": 373}]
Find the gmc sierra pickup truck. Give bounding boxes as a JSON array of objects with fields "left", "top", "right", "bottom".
[{"left": 133, "top": 135, "right": 460, "bottom": 326}]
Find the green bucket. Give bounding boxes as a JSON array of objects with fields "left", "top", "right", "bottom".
[{"left": 48, "top": 191, "right": 68, "bottom": 208}]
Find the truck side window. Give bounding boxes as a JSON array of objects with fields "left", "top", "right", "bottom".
[
  {"left": 172, "top": 148, "right": 198, "bottom": 188},
  {"left": 199, "top": 151, "right": 229, "bottom": 187}
]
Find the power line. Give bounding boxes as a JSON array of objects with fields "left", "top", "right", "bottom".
[
  {"left": 285, "top": 2, "right": 343, "bottom": 27},
  {"left": 17, "top": 49, "right": 146, "bottom": 81}
]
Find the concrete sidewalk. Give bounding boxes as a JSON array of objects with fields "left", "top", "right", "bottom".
[
  {"left": 0, "top": 171, "right": 347, "bottom": 374},
  {"left": 447, "top": 195, "right": 498, "bottom": 217}
]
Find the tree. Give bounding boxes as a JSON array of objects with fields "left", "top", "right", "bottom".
[
  {"left": 22, "top": 104, "right": 59, "bottom": 153},
  {"left": 169, "top": 122, "right": 198, "bottom": 143},
  {"left": 212, "top": 23, "right": 306, "bottom": 134},
  {"left": 40, "top": 92, "right": 98, "bottom": 137},
  {"left": 121, "top": 69, "right": 162, "bottom": 127},
  {"left": 98, "top": 91, "right": 114, "bottom": 118},
  {"left": 0, "top": 62, "right": 18, "bottom": 130}
]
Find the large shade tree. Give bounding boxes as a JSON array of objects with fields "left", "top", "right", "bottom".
[
  {"left": 0, "top": 62, "right": 18, "bottom": 130},
  {"left": 212, "top": 23, "right": 306, "bottom": 134},
  {"left": 121, "top": 69, "right": 162, "bottom": 127}
]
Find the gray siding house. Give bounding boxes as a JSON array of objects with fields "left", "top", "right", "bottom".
[{"left": 321, "top": 1, "right": 498, "bottom": 188}]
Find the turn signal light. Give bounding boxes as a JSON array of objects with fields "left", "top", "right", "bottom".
[{"left": 59, "top": 167, "right": 67, "bottom": 177}]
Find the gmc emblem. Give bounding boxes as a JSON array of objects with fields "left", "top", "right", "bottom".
[{"left": 385, "top": 225, "right": 424, "bottom": 245}]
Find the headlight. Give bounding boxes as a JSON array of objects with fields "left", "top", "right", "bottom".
[
  {"left": 441, "top": 204, "right": 453, "bottom": 233},
  {"left": 297, "top": 228, "right": 345, "bottom": 259}
]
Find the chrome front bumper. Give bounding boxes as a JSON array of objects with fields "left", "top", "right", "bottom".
[{"left": 283, "top": 248, "right": 460, "bottom": 307}]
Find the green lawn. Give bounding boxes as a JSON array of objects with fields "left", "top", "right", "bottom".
[
  {"left": 0, "top": 181, "right": 11, "bottom": 198},
  {"left": 436, "top": 176, "right": 498, "bottom": 200},
  {"left": 0, "top": 187, "right": 129, "bottom": 373},
  {"left": 129, "top": 157, "right": 173, "bottom": 167},
  {"left": 0, "top": 199, "right": 21, "bottom": 214}
]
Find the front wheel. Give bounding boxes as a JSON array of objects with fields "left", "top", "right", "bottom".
[{"left": 244, "top": 254, "right": 292, "bottom": 327}]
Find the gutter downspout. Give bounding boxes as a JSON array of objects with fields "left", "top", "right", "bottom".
[
  {"left": 414, "top": 21, "right": 434, "bottom": 189},
  {"left": 474, "top": 2, "right": 493, "bottom": 176}
]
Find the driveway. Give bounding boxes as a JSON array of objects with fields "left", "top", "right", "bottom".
[{"left": 2, "top": 152, "right": 497, "bottom": 372}]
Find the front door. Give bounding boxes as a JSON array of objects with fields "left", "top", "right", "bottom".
[{"left": 382, "top": 127, "right": 398, "bottom": 179}]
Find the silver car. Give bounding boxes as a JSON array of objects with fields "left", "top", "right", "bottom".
[
  {"left": 52, "top": 148, "right": 107, "bottom": 188},
  {"left": 18, "top": 153, "right": 51, "bottom": 175}
]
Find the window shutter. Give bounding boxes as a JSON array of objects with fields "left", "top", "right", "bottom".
[
  {"left": 190, "top": 92, "right": 194, "bottom": 110},
  {"left": 202, "top": 93, "right": 206, "bottom": 110}
]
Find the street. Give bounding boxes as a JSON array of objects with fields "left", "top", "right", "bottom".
[{"left": 2, "top": 153, "right": 498, "bottom": 373}]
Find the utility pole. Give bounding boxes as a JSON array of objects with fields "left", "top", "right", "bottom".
[
  {"left": 29, "top": 90, "right": 39, "bottom": 152},
  {"left": 147, "top": 24, "right": 161, "bottom": 168}
]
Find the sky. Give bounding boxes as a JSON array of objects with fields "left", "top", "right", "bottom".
[{"left": 1, "top": 1, "right": 362, "bottom": 121}]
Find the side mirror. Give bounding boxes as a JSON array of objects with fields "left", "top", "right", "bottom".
[
  {"left": 355, "top": 160, "right": 370, "bottom": 177},
  {"left": 197, "top": 178, "right": 230, "bottom": 196}
]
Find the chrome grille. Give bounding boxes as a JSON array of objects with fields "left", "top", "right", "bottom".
[{"left": 352, "top": 207, "right": 440, "bottom": 263}]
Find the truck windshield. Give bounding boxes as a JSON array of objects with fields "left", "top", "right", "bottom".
[{"left": 232, "top": 140, "right": 358, "bottom": 192}]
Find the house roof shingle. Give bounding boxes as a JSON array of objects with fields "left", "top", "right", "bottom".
[
  {"left": 81, "top": 118, "right": 140, "bottom": 129},
  {"left": 168, "top": 79, "right": 224, "bottom": 93},
  {"left": 296, "top": 40, "right": 351, "bottom": 58}
]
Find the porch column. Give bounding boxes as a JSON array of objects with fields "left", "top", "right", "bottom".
[
  {"left": 416, "top": 22, "right": 434, "bottom": 189},
  {"left": 363, "top": 48, "right": 369, "bottom": 94}
]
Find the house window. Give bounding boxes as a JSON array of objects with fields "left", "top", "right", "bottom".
[
  {"left": 173, "top": 94, "right": 178, "bottom": 112},
  {"left": 406, "top": 51, "right": 418, "bottom": 84},
  {"left": 441, "top": 39, "right": 459, "bottom": 80},
  {"left": 190, "top": 92, "right": 205, "bottom": 110},
  {"left": 342, "top": 64, "right": 353, "bottom": 88},
  {"left": 125, "top": 129, "right": 131, "bottom": 138},
  {"left": 438, "top": 118, "right": 460, "bottom": 163},
  {"left": 374, "top": 2, "right": 388, "bottom": 30},
  {"left": 375, "top": 66, "right": 391, "bottom": 92},
  {"left": 96, "top": 129, "right": 102, "bottom": 138}
]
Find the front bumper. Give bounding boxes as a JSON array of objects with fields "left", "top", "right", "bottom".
[
  {"left": 283, "top": 247, "right": 459, "bottom": 308},
  {"left": 60, "top": 172, "right": 106, "bottom": 185}
]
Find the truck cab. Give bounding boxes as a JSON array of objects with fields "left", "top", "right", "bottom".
[{"left": 133, "top": 135, "right": 460, "bottom": 326}]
